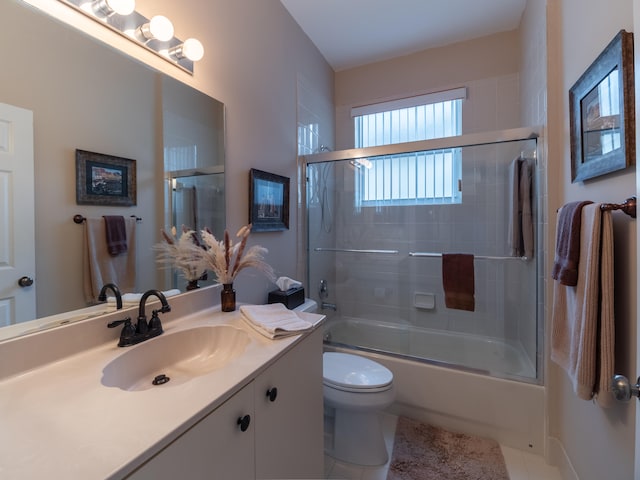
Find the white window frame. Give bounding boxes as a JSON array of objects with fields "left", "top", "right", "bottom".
[{"left": 352, "top": 88, "right": 465, "bottom": 207}]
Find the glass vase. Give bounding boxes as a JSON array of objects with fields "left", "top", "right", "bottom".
[{"left": 221, "top": 283, "right": 236, "bottom": 312}]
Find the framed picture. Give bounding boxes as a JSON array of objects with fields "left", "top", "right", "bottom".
[
  {"left": 569, "top": 30, "right": 635, "bottom": 183},
  {"left": 249, "top": 168, "right": 289, "bottom": 232},
  {"left": 75, "top": 149, "right": 137, "bottom": 206}
]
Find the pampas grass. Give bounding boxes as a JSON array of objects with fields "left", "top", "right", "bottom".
[
  {"left": 155, "top": 224, "right": 274, "bottom": 285},
  {"left": 154, "top": 226, "right": 206, "bottom": 282},
  {"left": 199, "top": 224, "right": 275, "bottom": 284}
]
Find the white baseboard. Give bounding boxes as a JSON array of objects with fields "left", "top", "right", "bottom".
[{"left": 547, "top": 437, "right": 579, "bottom": 480}]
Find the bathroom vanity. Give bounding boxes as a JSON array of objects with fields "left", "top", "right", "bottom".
[{"left": 0, "top": 286, "right": 324, "bottom": 479}]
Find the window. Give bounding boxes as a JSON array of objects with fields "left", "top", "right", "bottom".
[{"left": 352, "top": 88, "right": 465, "bottom": 206}]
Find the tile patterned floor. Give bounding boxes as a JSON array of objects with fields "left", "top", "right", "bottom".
[{"left": 324, "top": 414, "right": 564, "bottom": 480}]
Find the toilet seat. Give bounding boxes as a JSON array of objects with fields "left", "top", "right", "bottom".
[{"left": 323, "top": 352, "right": 393, "bottom": 393}]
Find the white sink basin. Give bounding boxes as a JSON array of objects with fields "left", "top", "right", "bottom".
[{"left": 101, "top": 325, "right": 250, "bottom": 391}]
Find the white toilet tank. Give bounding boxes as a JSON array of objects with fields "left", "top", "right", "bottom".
[{"left": 294, "top": 298, "right": 318, "bottom": 313}]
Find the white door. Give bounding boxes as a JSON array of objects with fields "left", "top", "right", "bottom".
[
  {"left": 0, "top": 103, "right": 35, "bottom": 326},
  {"left": 633, "top": 3, "right": 640, "bottom": 477}
]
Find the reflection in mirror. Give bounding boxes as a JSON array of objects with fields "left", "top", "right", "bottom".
[
  {"left": 161, "top": 75, "right": 226, "bottom": 291},
  {"left": 580, "top": 69, "right": 620, "bottom": 160},
  {"left": 0, "top": 0, "right": 225, "bottom": 341}
]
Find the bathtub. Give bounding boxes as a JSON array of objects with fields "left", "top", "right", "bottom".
[
  {"left": 323, "top": 317, "right": 546, "bottom": 454},
  {"left": 323, "top": 317, "right": 536, "bottom": 380}
]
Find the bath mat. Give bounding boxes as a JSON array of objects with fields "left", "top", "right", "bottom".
[{"left": 387, "top": 416, "right": 509, "bottom": 480}]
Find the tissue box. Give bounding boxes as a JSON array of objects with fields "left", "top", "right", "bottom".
[{"left": 268, "top": 287, "right": 305, "bottom": 309}]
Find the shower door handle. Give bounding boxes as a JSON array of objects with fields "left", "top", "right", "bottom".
[{"left": 611, "top": 374, "right": 640, "bottom": 402}]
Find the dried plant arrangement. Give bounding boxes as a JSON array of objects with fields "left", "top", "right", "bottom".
[
  {"left": 155, "top": 224, "right": 274, "bottom": 286},
  {"left": 154, "top": 226, "right": 207, "bottom": 282},
  {"left": 198, "top": 224, "right": 275, "bottom": 285}
]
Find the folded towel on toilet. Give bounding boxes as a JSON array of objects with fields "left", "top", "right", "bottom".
[
  {"left": 106, "top": 289, "right": 181, "bottom": 305},
  {"left": 240, "top": 303, "right": 313, "bottom": 339}
]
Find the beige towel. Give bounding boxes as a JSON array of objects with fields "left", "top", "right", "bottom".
[
  {"left": 507, "top": 157, "right": 534, "bottom": 258},
  {"left": 83, "top": 217, "right": 137, "bottom": 304},
  {"left": 240, "top": 303, "right": 312, "bottom": 339},
  {"left": 551, "top": 204, "right": 614, "bottom": 407}
]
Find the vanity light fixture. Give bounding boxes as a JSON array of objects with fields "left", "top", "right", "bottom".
[{"left": 58, "top": 0, "right": 204, "bottom": 75}]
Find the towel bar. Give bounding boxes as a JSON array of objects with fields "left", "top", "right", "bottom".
[
  {"left": 600, "top": 196, "right": 636, "bottom": 218},
  {"left": 409, "top": 252, "right": 528, "bottom": 261},
  {"left": 73, "top": 214, "right": 142, "bottom": 224}
]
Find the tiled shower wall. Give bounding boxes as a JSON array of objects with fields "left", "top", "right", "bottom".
[{"left": 296, "top": 74, "right": 335, "bottom": 286}]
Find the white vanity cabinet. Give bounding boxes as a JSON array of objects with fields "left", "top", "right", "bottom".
[
  {"left": 254, "top": 327, "right": 324, "bottom": 478},
  {"left": 127, "top": 381, "right": 256, "bottom": 479},
  {"left": 127, "top": 328, "right": 323, "bottom": 480}
]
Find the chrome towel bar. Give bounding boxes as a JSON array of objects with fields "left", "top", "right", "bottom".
[
  {"left": 409, "top": 252, "right": 528, "bottom": 261},
  {"left": 313, "top": 248, "right": 399, "bottom": 254}
]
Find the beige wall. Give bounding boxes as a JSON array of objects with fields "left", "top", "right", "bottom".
[
  {"left": 547, "top": 0, "right": 637, "bottom": 478},
  {"left": 334, "top": 29, "right": 522, "bottom": 150},
  {"left": 137, "top": 0, "right": 335, "bottom": 304}
]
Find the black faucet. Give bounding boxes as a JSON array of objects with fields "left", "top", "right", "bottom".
[
  {"left": 98, "top": 283, "right": 122, "bottom": 310},
  {"left": 107, "top": 289, "right": 171, "bottom": 347},
  {"left": 137, "top": 290, "right": 171, "bottom": 335}
]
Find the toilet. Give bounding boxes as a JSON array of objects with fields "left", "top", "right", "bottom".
[
  {"left": 322, "top": 352, "right": 395, "bottom": 466},
  {"left": 293, "top": 299, "right": 395, "bottom": 466}
]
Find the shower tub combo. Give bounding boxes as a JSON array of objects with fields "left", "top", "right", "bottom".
[{"left": 305, "top": 127, "right": 545, "bottom": 453}]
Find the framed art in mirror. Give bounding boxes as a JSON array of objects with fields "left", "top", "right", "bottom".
[
  {"left": 249, "top": 168, "right": 289, "bottom": 232},
  {"left": 569, "top": 29, "right": 635, "bottom": 183},
  {"left": 76, "top": 149, "right": 137, "bottom": 206}
]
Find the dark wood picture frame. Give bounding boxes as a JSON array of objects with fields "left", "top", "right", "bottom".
[
  {"left": 75, "top": 149, "right": 137, "bottom": 206},
  {"left": 569, "top": 29, "right": 635, "bottom": 183},
  {"left": 249, "top": 168, "right": 289, "bottom": 232}
]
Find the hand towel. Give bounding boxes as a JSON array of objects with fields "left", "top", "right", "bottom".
[
  {"left": 551, "top": 204, "right": 615, "bottom": 407},
  {"left": 83, "top": 217, "right": 137, "bottom": 304},
  {"left": 103, "top": 215, "right": 127, "bottom": 256},
  {"left": 442, "top": 253, "right": 475, "bottom": 311},
  {"left": 240, "top": 303, "right": 313, "bottom": 339},
  {"left": 551, "top": 201, "right": 592, "bottom": 286},
  {"left": 106, "top": 289, "right": 181, "bottom": 305},
  {"left": 507, "top": 157, "right": 534, "bottom": 258}
]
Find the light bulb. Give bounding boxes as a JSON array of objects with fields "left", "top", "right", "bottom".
[
  {"left": 90, "top": 0, "right": 135, "bottom": 16},
  {"left": 169, "top": 38, "right": 204, "bottom": 62},
  {"left": 107, "top": 0, "right": 135, "bottom": 15},
  {"left": 182, "top": 38, "right": 204, "bottom": 61},
  {"left": 148, "top": 15, "right": 174, "bottom": 41}
]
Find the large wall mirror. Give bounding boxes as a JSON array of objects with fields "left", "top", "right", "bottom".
[{"left": 0, "top": 0, "right": 225, "bottom": 340}]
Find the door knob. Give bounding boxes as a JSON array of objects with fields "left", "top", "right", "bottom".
[
  {"left": 611, "top": 374, "right": 640, "bottom": 402},
  {"left": 18, "top": 276, "right": 33, "bottom": 288}
]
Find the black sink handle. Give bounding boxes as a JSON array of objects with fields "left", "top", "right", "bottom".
[{"left": 107, "top": 318, "right": 132, "bottom": 329}]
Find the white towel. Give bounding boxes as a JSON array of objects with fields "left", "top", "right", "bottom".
[
  {"left": 83, "top": 217, "right": 137, "bottom": 304},
  {"left": 240, "top": 303, "right": 312, "bottom": 339},
  {"left": 106, "top": 289, "right": 181, "bottom": 305},
  {"left": 551, "top": 204, "right": 614, "bottom": 407}
]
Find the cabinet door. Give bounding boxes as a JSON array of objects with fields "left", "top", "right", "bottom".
[
  {"left": 254, "top": 328, "right": 324, "bottom": 479},
  {"left": 127, "top": 382, "right": 255, "bottom": 480}
]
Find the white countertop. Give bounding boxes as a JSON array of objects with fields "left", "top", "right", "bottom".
[{"left": 0, "top": 292, "right": 323, "bottom": 479}]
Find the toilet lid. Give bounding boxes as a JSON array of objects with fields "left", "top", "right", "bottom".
[{"left": 323, "top": 352, "right": 393, "bottom": 390}]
